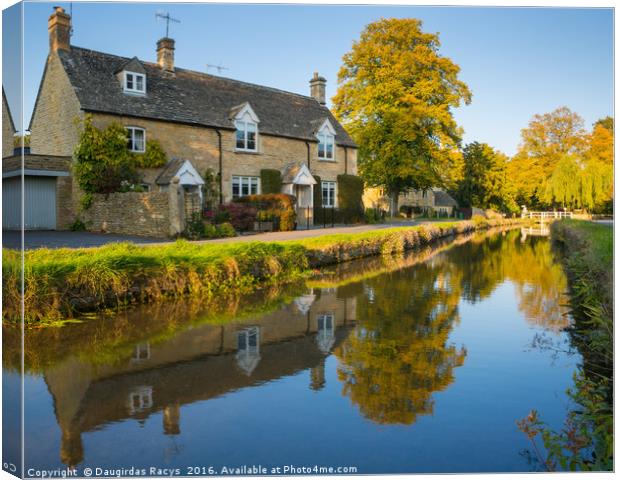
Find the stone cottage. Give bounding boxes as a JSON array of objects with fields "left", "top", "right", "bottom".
[
  {"left": 26, "top": 6, "right": 358, "bottom": 232},
  {"left": 363, "top": 187, "right": 458, "bottom": 217}
]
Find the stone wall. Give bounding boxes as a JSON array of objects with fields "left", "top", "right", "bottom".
[
  {"left": 2, "top": 91, "right": 15, "bottom": 158},
  {"left": 184, "top": 192, "right": 202, "bottom": 220},
  {"left": 82, "top": 191, "right": 172, "bottom": 238},
  {"left": 29, "top": 54, "right": 83, "bottom": 156},
  {"left": 89, "top": 112, "right": 358, "bottom": 204}
]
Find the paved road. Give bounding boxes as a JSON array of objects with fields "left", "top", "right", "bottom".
[
  {"left": 2, "top": 230, "right": 164, "bottom": 250},
  {"left": 3, "top": 220, "right": 427, "bottom": 250}
]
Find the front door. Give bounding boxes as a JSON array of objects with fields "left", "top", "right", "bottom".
[{"left": 295, "top": 184, "right": 313, "bottom": 228}]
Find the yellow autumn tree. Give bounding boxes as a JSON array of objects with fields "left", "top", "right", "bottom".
[{"left": 333, "top": 18, "right": 471, "bottom": 215}]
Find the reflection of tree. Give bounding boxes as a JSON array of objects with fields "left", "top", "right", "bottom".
[
  {"left": 335, "top": 262, "right": 466, "bottom": 425},
  {"left": 335, "top": 229, "right": 570, "bottom": 425},
  {"left": 444, "top": 232, "right": 570, "bottom": 330}
]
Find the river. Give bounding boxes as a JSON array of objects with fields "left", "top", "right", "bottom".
[{"left": 3, "top": 228, "right": 580, "bottom": 474}]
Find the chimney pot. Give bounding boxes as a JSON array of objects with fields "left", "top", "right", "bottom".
[
  {"left": 309, "top": 72, "right": 327, "bottom": 105},
  {"left": 157, "top": 37, "right": 175, "bottom": 72},
  {"left": 48, "top": 6, "right": 71, "bottom": 53}
]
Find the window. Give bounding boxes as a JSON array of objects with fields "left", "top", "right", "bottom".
[
  {"left": 126, "top": 127, "right": 145, "bottom": 152},
  {"left": 321, "top": 181, "right": 336, "bottom": 207},
  {"left": 318, "top": 132, "right": 334, "bottom": 160},
  {"left": 128, "top": 386, "right": 153, "bottom": 414},
  {"left": 124, "top": 71, "right": 145, "bottom": 94},
  {"left": 124, "top": 71, "right": 146, "bottom": 94},
  {"left": 232, "top": 176, "right": 259, "bottom": 199},
  {"left": 316, "top": 313, "right": 335, "bottom": 353},
  {"left": 236, "top": 327, "right": 261, "bottom": 375},
  {"left": 235, "top": 120, "right": 258, "bottom": 151},
  {"left": 132, "top": 343, "right": 150, "bottom": 362}
]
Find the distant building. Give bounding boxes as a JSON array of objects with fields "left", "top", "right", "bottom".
[{"left": 364, "top": 187, "right": 459, "bottom": 217}]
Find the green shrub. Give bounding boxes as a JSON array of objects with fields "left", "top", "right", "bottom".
[
  {"left": 69, "top": 218, "right": 87, "bottom": 232},
  {"left": 216, "top": 222, "right": 237, "bottom": 238},
  {"left": 182, "top": 213, "right": 205, "bottom": 240},
  {"left": 203, "top": 223, "right": 218, "bottom": 239},
  {"left": 364, "top": 208, "right": 383, "bottom": 224},
  {"left": 135, "top": 139, "right": 167, "bottom": 168},
  {"left": 336, "top": 174, "right": 364, "bottom": 223},
  {"left": 312, "top": 174, "right": 322, "bottom": 207},
  {"left": 260, "top": 169, "right": 282, "bottom": 194},
  {"left": 337, "top": 174, "right": 364, "bottom": 214}
]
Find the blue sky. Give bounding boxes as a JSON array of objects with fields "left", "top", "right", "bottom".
[{"left": 3, "top": 1, "right": 614, "bottom": 156}]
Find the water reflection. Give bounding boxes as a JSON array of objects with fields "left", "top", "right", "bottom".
[{"left": 4, "top": 228, "right": 574, "bottom": 471}]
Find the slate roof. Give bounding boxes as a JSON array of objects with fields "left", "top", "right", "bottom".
[
  {"left": 155, "top": 158, "right": 185, "bottom": 185},
  {"left": 433, "top": 190, "right": 458, "bottom": 207},
  {"left": 56, "top": 46, "right": 357, "bottom": 147}
]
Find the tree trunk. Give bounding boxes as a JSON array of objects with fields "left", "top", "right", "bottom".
[{"left": 388, "top": 189, "right": 400, "bottom": 217}]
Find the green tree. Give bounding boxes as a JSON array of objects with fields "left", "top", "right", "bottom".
[
  {"left": 456, "top": 142, "right": 516, "bottom": 213},
  {"left": 73, "top": 116, "right": 139, "bottom": 194},
  {"left": 332, "top": 18, "right": 471, "bottom": 215}
]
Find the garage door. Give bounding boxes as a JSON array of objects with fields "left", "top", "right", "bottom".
[{"left": 2, "top": 176, "right": 57, "bottom": 230}]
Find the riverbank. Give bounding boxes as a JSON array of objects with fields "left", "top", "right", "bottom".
[
  {"left": 525, "top": 219, "right": 613, "bottom": 470},
  {"left": 3, "top": 217, "right": 526, "bottom": 325}
]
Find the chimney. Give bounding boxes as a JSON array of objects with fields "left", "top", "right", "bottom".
[
  {"left": 157, "top": 37, "right": 175, "bottom": 72},
  {"left": 309, "top": 72, "right": 326, "bottom": 105},
  {"left": 48, "top": 6, "right": 71, "bottom": 53}
]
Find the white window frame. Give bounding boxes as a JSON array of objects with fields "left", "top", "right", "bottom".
[
  {"left": 126, "top": 127, "right": 146, "bottom": 153},
  {"left": 232, "top": 175, "right": 260, "bottom": 199},
  {"left": 235, "top": 120, "right": 258, "bottom": 152},
  {"left": 317, "top": 132, "right": 335, "bottom": 161},
  {"left": 321, "top": 181, "right": 336, "bottom": 208},
  {"left": 123, "top": 71, "right": 146, "bottom": 94}
]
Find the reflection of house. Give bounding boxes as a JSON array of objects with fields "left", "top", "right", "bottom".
[
  {"left": 26, "top": 7, "right": 357, "bottom": 230},
  {"left": 42, "top": 288, "right": 356, "bottom": 466}
]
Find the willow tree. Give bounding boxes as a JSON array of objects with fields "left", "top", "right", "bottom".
[
  {"left": 510, "top": 107, "right": 587, "bottom": 207},
  {"left": 332, "top": 18, "right": 471, "bottom": 215}
]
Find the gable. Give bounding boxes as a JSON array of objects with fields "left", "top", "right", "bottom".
[
  {"left": 315, "top": 118, "right": 336, "bottom": 136},
  {"left": 28, "top": 54, "right": 84, "bottom": 156},
  {"left": 156, "top": 159, "right": 204, "bottom": 186},
  {"left": 230, "top": 102, "right": 260, "bottom": 124}
]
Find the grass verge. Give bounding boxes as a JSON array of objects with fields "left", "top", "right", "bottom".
[
  {"left": 518, "top": 219, "right": 612, "bottom": 471},
  {"left": 3, "top": 217, "right": 524, "bottom": 326}
]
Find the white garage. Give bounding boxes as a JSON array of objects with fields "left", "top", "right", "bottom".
[{"left": 2, "top": 176, "right": 58, "bottom": 230}]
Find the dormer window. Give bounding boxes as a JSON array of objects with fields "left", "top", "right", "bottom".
[
  {"left": 231, "top": 103, "right": 260, "bottom": 152},
  {"left": 126, "top": 127, "right": 145, "bottom": 152},
  {"left": 316, "top": 119, "right": 336, "bottom": 161},
  {"left": 124, "top": 71, "right": 146, "bottom": 94}
]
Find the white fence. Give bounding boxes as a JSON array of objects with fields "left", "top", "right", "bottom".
[{"left": 521, "top": 211, "right": 574, "bottom": 220}]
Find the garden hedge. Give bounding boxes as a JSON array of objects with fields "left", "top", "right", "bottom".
[{"left": 260, "top": 169, "right": 283, "bottom": 194}]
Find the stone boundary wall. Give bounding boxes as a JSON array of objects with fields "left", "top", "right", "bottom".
[
  {"left": 83, "top": 191, "right": 171, "bottom": 238},
  {"left": 80, "top": 179, "right": 190, "bottom": 238}
]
